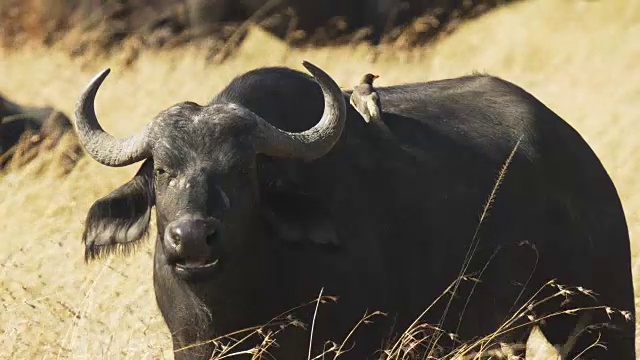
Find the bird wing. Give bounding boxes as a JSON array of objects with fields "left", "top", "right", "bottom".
[
  {"left": 366, "top": 92, "right": 381, "bottom": 123},
  {"left": 372, "top": 91, "right": 381, "bottom": 108},
  {"left": 350, "top": 92, "right": 372, "bottom": 123}
]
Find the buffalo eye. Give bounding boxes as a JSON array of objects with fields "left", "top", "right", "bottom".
[{"left": 154, "top": 167, "right": 176, "bottom": 187}]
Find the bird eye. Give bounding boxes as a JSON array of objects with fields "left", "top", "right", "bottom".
[{"left": 155, "top": 168, "right": 167, "bottom": 176}]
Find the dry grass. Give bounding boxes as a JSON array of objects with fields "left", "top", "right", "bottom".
[{"left": 0, "top": 0, "right": 639, "bottom": 358}]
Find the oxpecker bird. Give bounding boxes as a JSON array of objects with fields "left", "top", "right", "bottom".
[{"left": 350, "top": 73, "right": 382, "bottom": 124}]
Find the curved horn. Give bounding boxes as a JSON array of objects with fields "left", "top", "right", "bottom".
[
  {"left": 254, "top": 61, "right": 347, "bottom": 161},
  {"left": 75, "top": 68, "right": 151, "bottom": 167}
]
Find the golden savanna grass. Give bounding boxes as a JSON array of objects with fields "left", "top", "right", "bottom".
[{"left": 1, "top": 0, "right": 639, "bottom": 358}]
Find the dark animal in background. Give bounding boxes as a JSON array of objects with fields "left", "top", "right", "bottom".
[
  {"left": 211, "top": 0, "right": 505, "bottom": 44},
  {"left": 191, "top": 0, "right": 512, "bottom": 44},
  {"left": 64, "top": 0, "right": 515, "bottom": 46},
  {"left": 75, "top": 61, "right": 635, "bottom": 359},
  {"left": 0, "top": 93, "right": 82, "bottom": 170}
]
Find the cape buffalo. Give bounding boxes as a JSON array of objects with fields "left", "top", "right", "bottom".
[
  {"left": 212, "top": 0, "right": 513, "bottom": 44},
  {"left": 0, "top": 93, "right": 81, "bottom": 169},
  {"left": 76, "top": 62, "right": 635, "bottom": 359}
]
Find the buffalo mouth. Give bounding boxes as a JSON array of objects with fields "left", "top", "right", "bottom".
[
  {"left": 167, "top": 230, "right": 224, "bottom": 280},
  {"left": 173, "top": 257, "right": 221, "bottom": 280}
]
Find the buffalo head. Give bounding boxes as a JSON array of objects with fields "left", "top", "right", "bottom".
[{"left": 77, "top": 61, "right": 346, "bottom": 282}]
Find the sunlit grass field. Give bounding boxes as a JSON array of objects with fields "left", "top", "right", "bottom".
[{"left": 1, "top": 0, "right": 638, "bottom": 357}]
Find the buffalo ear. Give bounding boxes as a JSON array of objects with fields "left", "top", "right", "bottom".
[{"left": 83, "top": 159, "right": 155, "bottom": 261}]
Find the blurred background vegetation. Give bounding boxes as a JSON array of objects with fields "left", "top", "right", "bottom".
[{"left": 0, "top": 0, "right": 515, "bottom": 61}]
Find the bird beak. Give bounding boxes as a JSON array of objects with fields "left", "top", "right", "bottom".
[{"left": 373, "top": 75, "right": 380, "bottom": 79}]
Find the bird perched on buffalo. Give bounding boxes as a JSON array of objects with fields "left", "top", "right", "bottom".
[{"left": 350, "top": 73, "right": 382, "bottom": 124}]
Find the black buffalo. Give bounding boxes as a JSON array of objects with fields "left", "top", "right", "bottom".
[
  {"left": 0, "top": 93, "right": 81, "bottom": 169},
  {"left": 186, "top": 0, "right": 505, "bottom": 43},
  {"left": 62, "top": 0, "right": 513, "bottom": 45},
  {"left": 76, "top": 62, "right": 635, "bottom": 359}
]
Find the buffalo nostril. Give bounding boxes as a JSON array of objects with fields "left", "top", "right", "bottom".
[
  {"left": 165, "top": 218, "right": 220, "bottom": 253},
  {"left": 170, "top": 227, "right": 182, "bottom": 248}
]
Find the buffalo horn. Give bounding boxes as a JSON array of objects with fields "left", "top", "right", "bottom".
[
  {"left": 75, "top": 69, "right": 151, "bottom": 167},
  {"left": 253, "top": 61, "right": 346, "bottom": 161}
]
